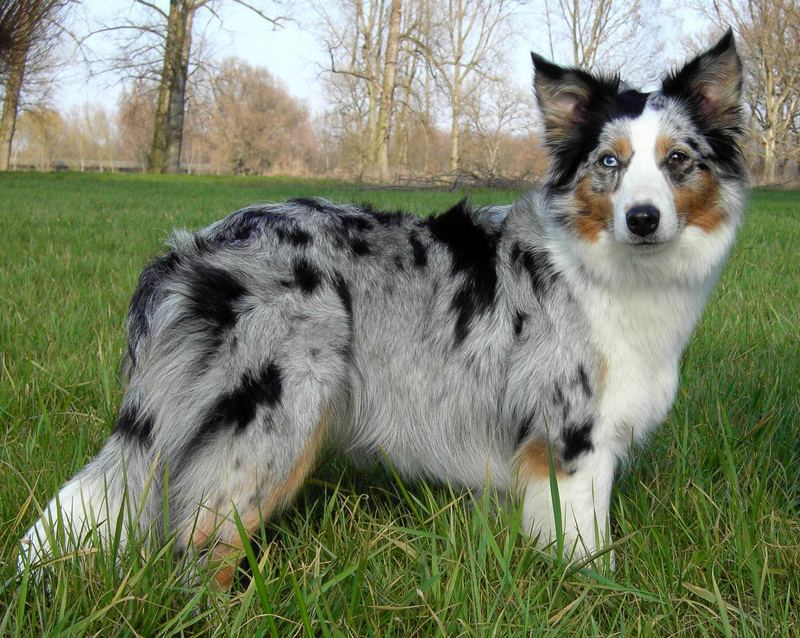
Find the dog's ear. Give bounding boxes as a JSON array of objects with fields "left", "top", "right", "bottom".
[
  {"left": 531, "top": 53, "right": 617, "bottom": 151},
  {"left": 661, "top": 28, "right": 743, "bottom": 131}
]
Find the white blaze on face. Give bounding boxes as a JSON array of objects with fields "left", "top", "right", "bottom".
[{"left": 611, "top": 109, "right": 678, "bottom": 244}]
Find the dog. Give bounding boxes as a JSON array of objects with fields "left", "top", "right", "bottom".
[{"left": 19, "top": 31, "right": 746, "bottom": 587}]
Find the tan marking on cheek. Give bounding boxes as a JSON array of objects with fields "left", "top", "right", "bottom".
[
  {"left": 609, "top": 137, "right": 632, "bottom": 162},
  {"left": 207, "top": 406, "right": 332, "bottom": 589},
  {"left": 515, "top": 439, "right": 565, "bottom": 492},
  {"left": 573, "top": 177, "right": 613, "bottom": 243},
  {"left": 673, "top": 170, "right": 724, "bottom": 232}
]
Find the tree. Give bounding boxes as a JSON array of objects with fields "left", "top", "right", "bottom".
[
  {"left": 12, "top": 107, "right": 62, "bottom": 170},
  {"left": 462, "top": 75, "right": 536, "bottom": 180},
  {"left": 318, "top": 0, "right": 425, "bottom": 181},
  {"left": 117, "top": 81, "right": 157, "bottom": 167},
  {"left": 0, "top": 0, "right": 72, "bottom": 171},
  {"left": 374, "top": 0, "right": 402, "bottom": 180},
  {"left": 94, "top": 1, "right": 288, "bottom": 174},
  {"left": 59, "top": 103, "right": 116, "bottom": 171},
  {"left": 698, "top": 0, "right": 800, "bottom": 184},
  {"left": 205, "top": 58, "right": 316, "bottom": 175},
  {"left": 148, "top": 0, "right": 197, "bottom": 173},
  {"left": 538, "top": 0, "right": 660, "bottom": 81},
  {"left": 428, "top": 0, "right": 515, "bottom": 174}
]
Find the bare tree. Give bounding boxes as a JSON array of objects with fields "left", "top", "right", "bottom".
[
  {"left": 462, "top": 74, "right": 535, "bottom": 180},
  {"left": 317, "top": 0, "right": 426, "bottom": 181},
  {"left": 117, "top": 81, "right": 157, "bottom": 167},
  {"left": 698, "top": 0, "right": 800, "bottom": 184},
  {"left": 428, "top": 0, "right": 515, "bottom": 175},
  {"left": 147, "top": 0, "right": 197, "bottom": 173},
  {"left": 206, "top": 57, "right": 316, "bottom": 175},
  {"left": 92, "top": 1, "right": 288, "bottom": 174},
  {"left": 539, "top": 0, "right": 661, "bottom": 81},
  {"left": 12, "top": 106, "right": 62, "bottom": 170},
  {"left": 0, "top": 0, "right": 72, "bottom": 170},
  {"left": 374, "top": 0, "right": 402, "bottom": 179},
  {"left": 59, "top": 103, "right": 116, "bottom": 170}
]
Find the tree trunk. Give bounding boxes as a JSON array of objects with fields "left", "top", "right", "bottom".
[
  {"left": 422, "top": 0, "right": 432, "bottom": 174},
  {"left": 763, "top": 124, "right": 777, "bottom": 185},
  {"left": 374, "top": 0, "right": 402, "bottom": 181},
  {"left": 0, "top": 41, "right": 30, "bottom": 171},
  {"left": 148, "top": 0, "right": 194, "bottom": 174},
  {"left": 449, "top": 66, "right": 461, "bottom": 174}
]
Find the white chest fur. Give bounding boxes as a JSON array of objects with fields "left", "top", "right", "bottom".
[
  {"left": 580, "top": 281, "right": 710, "bottom": 455},
  {"left": 545, "top": 223, "right": 733, "bottom": 458}
]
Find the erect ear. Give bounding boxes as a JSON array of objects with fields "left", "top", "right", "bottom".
[
  {"left": 531, "top": 53, "right": 618, "bottom": 152},
  {"left": 660, "top": 28, "right": 743, "bottom": 131}
]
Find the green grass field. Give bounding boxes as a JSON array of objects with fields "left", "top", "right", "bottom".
[{"left": 1, "top": 172, "right": 798, "bottom": 636}]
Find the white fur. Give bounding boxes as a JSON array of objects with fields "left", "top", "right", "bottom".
[{"left": 613, "top": 109, "right": 679, "bottom": 244}]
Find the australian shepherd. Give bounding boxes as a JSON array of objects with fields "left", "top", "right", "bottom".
[{"left": 19, "top": 31, "right": 747, "bottom": 587}]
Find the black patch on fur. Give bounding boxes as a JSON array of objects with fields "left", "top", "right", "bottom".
[
  {"left": 197, "top": 362, "right": 283, "bottom": 441},
  {"left": 333, "top": 275, "right": 353, "bottom": 320},
  {"left": 181, "top": 264, "right": 252, "bottom": 373},
  {"left": 340, "top": 215, "right": 373, "bottom": 232},
  {"left": 185, "top": 263, "right": 248, "bottom": 333},
  {"left": 515, "top": 412, "right": 537, "bottom": 447},
  {"left": 616, "top": 90, "right": 649, "bottom": 117},
  {"left": 409, "top": 232, "right": 428, "bottom": 269},
  {"left": 113, "top": 403, "right": 154, "bottom": 446},
  {"left": 127, "top": 250, "right": 183, "bottom": 362},
  {"left": 427, "top": 201, "right": 498, "bottom": 345},
  {"left": 328, "top": 211, "right": 374, "bottom": 257},
  {"left": 349, "top": 236, "right": 372, "bottom": 256},
  {"left": 552, "top": 381, "right": 572, "bottom": 421},
  {"left": 333, "top": 274, "right": 354, "bottom": 360},
  {"left": 275, "top": 225, "right": 313, "bottom": 246},
  {"left": 513, "top": 311, "right": 527, "bottom": 338},
  {"left": 393, "top": 255, "right": 405, "bottom": 271},
  {"left": 562, "top": 418, "right": 594, "bottom": 461},
  {"left": 367, "top": 207, "right": 407, "bottom": 226},
  {"left": 211, "top": 209, "right": 272, "bottom": 243},
  {"left": 552, "top": 382, "right": 565, "bottom": 406},
  {"left": 292, "top": 259, "right": 322, "bottom": 295},
  {"left": 577, "top": 365, "right": 592, "bottom": 398},
  {"left": 686, "top": 137, "right": 701, "bottom": 153},
  {"left": 511, "top": 242, "right": 558, "bottom": 299}
]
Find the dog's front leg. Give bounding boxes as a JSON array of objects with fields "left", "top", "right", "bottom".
[{"left": 518, "top": 443, "right": 616, "bottom": 566}]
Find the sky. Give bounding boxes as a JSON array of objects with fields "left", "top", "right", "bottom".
[{"left": 55, "top": 1, "right": 707, "bottom": 117}]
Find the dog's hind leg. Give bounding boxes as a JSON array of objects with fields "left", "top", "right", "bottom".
[{"left": 170, "top": 384, "right": 341, "bottom": 589}]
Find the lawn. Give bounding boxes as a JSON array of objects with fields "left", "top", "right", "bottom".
[{"left": 0, "top": 172, "right": 798, "bottom": 636}]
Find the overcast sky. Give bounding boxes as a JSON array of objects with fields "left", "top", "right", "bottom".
[{"left": 55, "top": 1, "right": 707, "bottom": 117}]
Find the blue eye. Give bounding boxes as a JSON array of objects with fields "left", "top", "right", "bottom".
[{"left": 600, "top": 154, "right": 619, "bottom": 168}]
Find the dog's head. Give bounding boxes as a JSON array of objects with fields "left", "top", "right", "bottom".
[{"left": 533, "top": 31, "right": 747, "bottom": 284}]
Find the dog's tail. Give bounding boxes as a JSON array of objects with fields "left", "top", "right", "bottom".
[
  {"left": 17, "top": 431, "right": 156, "bottom": 572},
  {"left": 17, "top": 243, "right": 193, "bottom": 573}
]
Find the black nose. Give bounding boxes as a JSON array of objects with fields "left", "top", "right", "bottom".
[{"left": 626, "top": 205, "right": 660, "bottom": 237}]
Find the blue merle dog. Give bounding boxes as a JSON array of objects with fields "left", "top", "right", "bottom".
[{"left": 19, "top": 32, "right": 746, "bottom": 587}]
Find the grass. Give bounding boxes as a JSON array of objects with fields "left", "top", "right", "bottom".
[{"left": 0, "top": 171, "right": 798, "bottom": 636}]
